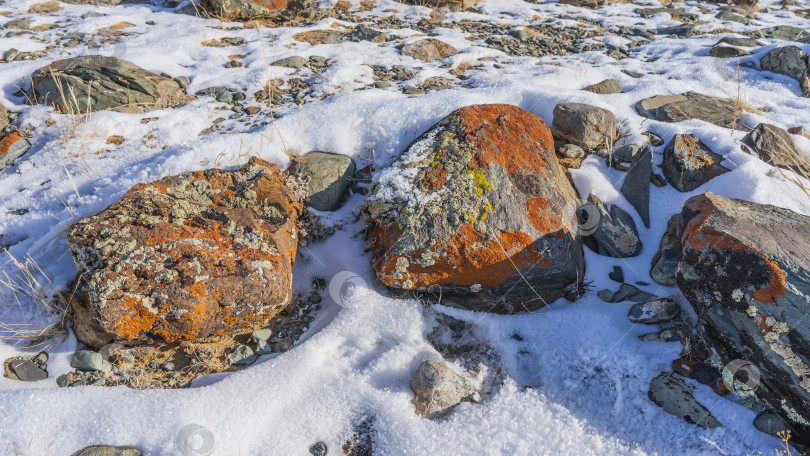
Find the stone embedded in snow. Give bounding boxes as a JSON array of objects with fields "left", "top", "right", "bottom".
[
  {"left": 662, "top": 134, "right": 730, "bottom": 192},
  {"left": 206, "top": 0, "right": 314, "bottom": 21},
  {"left": 597, "top": 283, "right": 658, "bottom": 303},
  {"left": 410, "top": 360, "right": 475, "bottom": 418},
  {"left": 678, "top": 192, "right": 810, "bottom": 442},
  {"left": 649, "top": 372, "right": 722, "bottom": 429},
  {"left": 753, "top": 412, "right": 790, "bottom": 438},
  {"left": 0, "top": 131, "right": 31, "bottom": 171},
  {"left": 650, "top": 214, "right": 683, "bottom": 286},
  {"left": 635, "top": 92, "right": 744, "bottom": 130},
  {"left": 67, "top": 157, "right": 303, "bottom": 348},
  {"left": 271, "top": 56, "right": 308, "bottom": 69},
  {"left": 362, "top": 104, "right": 584, "bottom": 313},
  {"left": 70, "top": 446, "right": 142, "bottom": 456},
  {"left": 582, "top": 79, "right": 623, "bottom": 94},
  {"left": 28, "top": 56, "right": 191, "bottom": 114},
  {"left": 760, "top": 46, "right": 809, "bottom": 97},
  {"left": 628, "top": 298, "right": 680, "bottom": 324},
  {"left": 752, "top": 26, "right": 809, "bottom": 41},
  {"left": 620, "top": 145, "right": 652, "bottom": 228},
  {"left": 401, "top": 39, "right": 458, "bottom": 62},
  {"left": 398, "top": 0, "right": 480, "bottom": 10},
  {"left": 9, "top": 358, "right": 47, "bottom": 381},
  {"left": 287, "top": 151, "right": 356, "bottom": 211},
  {"left": 551, "top": 103, "right": 619, "bottom": 151},
  {"left": 584, "top": 194, "right": 642, "bottom": 258},
  {"left": 742, "top": 123, "right": 810, "bottom": 174},
  {"left": 715, "top": 36, "right": 762, "bottom": 48},
  {"left": 708, "top": 46, "right": 749, "bottom": 58}
]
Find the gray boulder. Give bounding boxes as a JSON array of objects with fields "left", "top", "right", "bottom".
[
  {"left": 678, "top": 192, "right": 810, "bottom": 443},
  {"left": 742, "top": 123, "right": 810, "bottom": 174},
  {"left": 649, "top": 372, "right": 722, "bottom": 428},
  {"left": 708, "top": 46, "right": 750, "bottom": 58},
  {"left": 287, "top": 152, "right": 356, "bottom": 211},
  {"left": 620, "top": 145, "right": 652, "bottom": 228},
  {"left": 411, "top": 360, "right": 475, "bottom": 418},
  {"left": 753, "top": 412, "right": 791, "bottom": 438},
  {"left": 760, "top": 46, "right": 809, "bottom": 97},
  {"left": 635, "top": 92, "right": 744, "bottom": 130},
  {"left": 70, "top": 446, "right": 141, "bottom": 456},
  {"left": 662, "top": 134, "right": 730, "bottom": 192},
  {"left": 71, "top": 350, "right": 105, "bottom": 372},
  {"left": 628, "top": 298, "right": 680, "bottom": 324},
  {"left": 28, "top": 56, "right": 190, "bottom": 113},
  {"left": 584, "top": 194, "right": 642, "bottom": 258},
  {"left": 551, "top": 103, "right": 619, "bottom": 151},
  {"left": 582, "top": 79, "right": 623, "bottom": 95},
  {"left": 650, "top": 213, "right": 683, "bottom": 286}
]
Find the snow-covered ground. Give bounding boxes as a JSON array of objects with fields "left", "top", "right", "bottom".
[{"left": 1, "top": 0, "right": 810, "bottom": 453}]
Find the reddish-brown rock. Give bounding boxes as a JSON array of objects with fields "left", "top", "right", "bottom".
[
  {"left": 67, "top": 157, "right": 303, "bottom": 348},
  {"left": 0, "top": 131, "right": 31, "bottom": 171},
  {"left": 362, "top": 104, "right": 584, "bottom": 313}
]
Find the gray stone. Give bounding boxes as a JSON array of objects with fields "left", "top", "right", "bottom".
[
  {"left": 401, "top": 39, "right": 458, "bottom": 62},
  {"left": 0, "top": 132, "right": 31, "bottom": 171},
  {"left": 649, "top": 372, "right": 721, "bottom": 428},
  {"left": 231, "top": 344, "right": 257, "bottom": 365},
  {"left": 271, "top": 56, "right": 308, "bottom": 69},
  {"left": 288, "top": 152, "right": 356, "bottom": 211},
  {"left": 753, "top": 412, "right": 791, "bottom": 438},
  {"left": 558, "top": 143, "right": 586, "bottom": 159},
  {"left": 585, "top": 194, "right": 642, "bottom": 258},
  {"left": 551, "top": 103, "right": 619, "bottom": 151},
  {"left": 28, "top": 56, "right": 189, "bottom": 113},
  {"left": 760, "top": 46, "right": 808, "bottom": 85},
  {"left": 215, "top": 89, "right": 233, "bottom": 103},
  {"left": 620, "top": 145, "right": 652, "bottom": 228},
  {"left": 662, "top": 134, "right": 730, "bottom": 192},
  {"left": 609, "top": 266, "right": 624, "bottom": 283},
  {"left": 309, "top": 442, "right": 327, "bottom": 456},
  {"left": 715, "top": 36, "right": 762, "bottom": 48},
  {"left": 715, "top": 11, "right": 749, "bottom": 23},
  {"left": 10, "top": 359, "right": 47, "bottom": 381},
  {"left": 410, "top": 360, "right": 475, "bottom": 418},
  {"left": 709, "top": 46, "right": 750, "bottom": 58},
  {"left": 71, "top": 350, "right": 104, "bottom": 371},
  {"left": 613, "top": 144, "right": 642, "bottom": 163},
  {"left": 597, "top": 283, "right": 658, "bottom": 303},
  {"left": 70, "top": 446, "right": 141, "bottom": 456},
  {"left": 657, "top": 24, "right": 695, "bottom": 37},
  {"left": 639, "top": 322, "right": 690, "bottom": 342},
  {"left": 250, "top": 328, "right": 274, "bottom": 344},
  {"left": 742, "top": 123, "right": 810, "bottom": 174},
  {"left": 0, "top": 103, "right": 8, "bottom": 132},
  {"left": 643, "top": 131, "right": 664, "bottom": 147},
  {"left": 206, "top": 0, "right": 314, "bottom": 20},
  {"left": 752, "top": 26, "right": 809, "bottom": 41},
  {"left": 628, "top": 298, "right": 680, "bottom": 324},
  {"left": 650, "top": 213, "right": 683, "bottom": 286},
  {"left": 582, "top": 79, "right": 623, "bottom": 94},
  {"left": 635, "top": 92, "right": 744, "bottom": 130},
  {"left": 678, "top": 192, "right": 810, "bottom": 441}
]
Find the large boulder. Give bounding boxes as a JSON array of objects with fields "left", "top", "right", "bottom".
[
  {"left": 678, "top": 192, "right": 810, "bottom": 442},
  {"left": 207, "top": 0, "right": 314, "bottom": 21},
  {"left": 635, "top": 92, "right": 744, "bottom": 130},
  {"left": 362, "top": 104, "right": 584, "bottom": 313},
  {"left": 662, "top": 134, "right": 730, "bottom": 192},
  {"left": 551, "top": 103, "right": 619, "bottom": 152},
  {"left": 67, "top": 157, "right": 303, "bottom": 348},
  {"left": 287, "top": 152, "right": 356, "bottom": 211},
  {"left": 760, "top": 46, "right": 809, "bottom": 97},
  {"left": 28, "top": 56, "right": 191, "bottom": 114},
  {"left": 742, "top": 123, "right": 810, "bottom": 175}
]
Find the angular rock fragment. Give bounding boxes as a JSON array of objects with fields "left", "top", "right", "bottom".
[
  {"left": 411, "top": 360, "right": 475, "bottom": 418},
  {"left": 0, "top": 131, "right": 31, "bottom": 171},
  {"left": 649, "top": 372, "right": 722, "bottom": 428},
  {"left": 662, "top": 134, "right": 730, "bottom": 192},
  {"left": 620, "top": 145, "right": 652, "bottom": 228},
  {"left": 650, "top": 214, "right": 683, "bottom": 286},
  {"left": 207, "top": 0, "right": 314, "bottom": 21},
  {"left": 287, "top": 152, "right": 356, "bottom": 211},
  {"left": 584, "top": 194, "right": 642, "bottom": 258},
  {"left": 401, "top": 39, "right": 458, "bottom": 62},
  {"left": 742, "top": 123, "right": 810, "bottom": 174},
  {"left": 635, "top": 92, "right": 744, "bottom": 130},
  {"left": 551, "top": 103, "right": 619, "bottom": 152},
  {"left": 628, "top": 298, "right": 680, "bottom": 324}
]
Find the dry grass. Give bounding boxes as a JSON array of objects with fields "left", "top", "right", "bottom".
[{"left": 0, "top": 251, "right": 71, "bottom": 349}]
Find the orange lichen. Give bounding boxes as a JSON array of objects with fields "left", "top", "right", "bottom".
[
  {"left": 526, "top": 197, "right": 566, "bottom": 237},
  {"left": 112, "top": 297, "right": 158, "bottom": 340},
  {"left": 0, "top": 131, "right": 23, "bottom": 157}
]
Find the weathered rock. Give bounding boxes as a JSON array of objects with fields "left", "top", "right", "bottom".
[
  {"left": 715, "top": 36, "right": 762, "bottom": 48},
  {"left": 709, "top": 46, "right": 750, "bottom": 58},
  {"left": 0, "top": 131, "right": 31, "bottom": 171},
  {"left": 620, "top": 145, "right": 652, "bottom": 228},
  {"left": 597, "top": 283, "right": 658, "bottom": 303},
  {"left": 398, "top": 0, "right": 480, "bottom": 9},
  {"left": 0, "top": 104, "right": 8, "bottom": 132},
  {"left": 753, "top": 412, "right": 791, "bottom": 438},
  {"left": 628, "top": 298, "right": 680, "bottom": 324},
  {"left": 558, "top": 143, "right": 586, "bottom": 159},
  {"left": 649, "top": 372, "right": 722, "bottom": 428},
  {"left": 551, "top": 103, "right": 619, "bottom": 152},
  {"left": 70, "top": 446, "right": 141, "bottom": 456},
  {"left": 609, "top": 265, "right": 624, "bottom": 283},
  {"left": 67, "top": 157, "right": 303, "bottom": 348},
  {"left": 635, "top": 92, "right": 744, "bottom": 130},
  {"left": 662, "top": 134, "right": 730, "bottom": 192},
  {"left": 28, "top": 56, "right": 190, "bottom": 114},
  {"left": 760, "top": 46, "right": 809, "bottom": 96},
  {"left": 231, "top": 344, "right": 257, "bottom": 365},
  {"left": 650, "top": 213, "right": 683, "bottom": 286},
  {"left": 584, "top": 194, "right": 642, "bottom": 258},
  {"left": 362, "top": 104, "right": 584, "bottom": 313},
  {"left": 309, "top": 442, "right": 328, "bottom": 456},
  {"left": 752, "top": 26, "right": 809, "bottom": 42},
  {"left": 715, "top": 11, "right": 749, "bottom": 24},
  {"left": 678, "top": 192, "right": 810, "bottom": 442},
  {"left": 293, "top": 27, "right": 385, "bottom": 45},
  {"left": 207, "top": 0, "right": 314, "bottom": 20},
  {"left": 9, "top": 359, "right": 47, "bottom": 381},
  {"left": 742, "top": 123, "right": 810, "bottom": 174},
  {"left": 71, "top": 350, "right": 106, "bottom": 371},
  {"left": 410, "top": 360, "right": 475, "bottom": 418},
  {"left": 401, "top": 39, "right": 458, "bottom": 62},
  {"left": 271, "top": 56, "right": 308, "bottom": 69},
  {"left": 582, "top": 79, "right": 623, "bottom": 95},
  {"left": 287, "top": 152, "right": 356, "bottom": 211}
]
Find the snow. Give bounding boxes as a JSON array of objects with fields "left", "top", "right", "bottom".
[{"left": 1, "top": 0, "right": 810, "bottom": 453}]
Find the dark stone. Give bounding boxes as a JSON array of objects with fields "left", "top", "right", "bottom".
[
  {"left": 584, "top": 194, "right": 642, "bottom": 258},
  {"left": 609, "top": 265, "right": 624, "bottom": 283},
  {"left": 287, "top": 152, "right": 356, "bottom": 211},
  {"left": 649, "top": 373, "right": 721, "bottom": 428},
  {"left": 597, "top": 283, "right": 658, "bottom": 303},
  {"left": 628, "top": 298, "right": 680, "bottom": 324},
  {"left": 709, "top": 46, "right": 750, "bottom": 58},
  {"left": 662, "top": 134, "right": 730, "bottom": 192},
  {"left": 620, "top": 145, "right": 652, "bottom": 228},
  {"left": 582, "top": 79, "right": 623, "bottom": 94},
  {"left": 635, "top": 92, "right": 745, "bottom": 130},
  {"left": 650, "top": 214, "right": 683, "bottom": 286},
  {"left": 70, "top": 446, "right": 141, "bottom": 456},
  {"left": 9, "top": 359, "right": 47, "bottom": 381},
  {"left": 742, "top": 123, "right": 810, "bottom": 174}
]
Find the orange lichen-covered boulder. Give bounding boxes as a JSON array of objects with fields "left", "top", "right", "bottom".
[
  {"left": 362, "top": 104, "right": 584, "bottom": 313},
  {"left": 67, "top": 157, "right": 303, "bottom": 348},
  {"left": 678, "top": 192, "right": 810, "bottom": 442}
]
